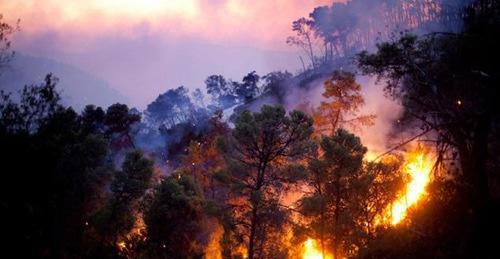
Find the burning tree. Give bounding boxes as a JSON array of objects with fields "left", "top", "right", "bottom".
[
  {"left": 218, "top": 105, "right": 314, "bottom": 259},
  {"left": 299, "top": 129, "right": 366, "bottom": 258},
  {"left": 313, "top": 71, "right": 375, "bottom": 136},
  {"left": 90, "top": 150, "right": 153, "bottom": 255},
  {"left": 350, "top": 157, "right": 403, "bottom": 240},
  {"left": 357, "top": 0, "right": 500, "bottom": 256},
  {"left": 180, "top": 111, "right": 229, "bottom": 199}
]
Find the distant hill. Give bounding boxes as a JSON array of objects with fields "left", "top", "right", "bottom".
[{"left": 0, "top": 54, "right": 129, "bottom": 110}]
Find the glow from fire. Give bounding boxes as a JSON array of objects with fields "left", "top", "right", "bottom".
[
  {"left": 92, "top": 0, "right": 199, "bottom": 19},
  {"left": 117, "top": 241, "right": 127, "bottom": 251},
  {"left": 205, "top": 223, "right": 223, "bottom": 259},
  {"left": 380, "top": 149, "right": 433, "bottom": 225},
  {"left": 302, "top": 238, "right": 333, "bottom": 259}
]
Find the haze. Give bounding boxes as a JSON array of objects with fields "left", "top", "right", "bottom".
[{"left": 2, "top": 0, "right": 333, "bottom": 108}]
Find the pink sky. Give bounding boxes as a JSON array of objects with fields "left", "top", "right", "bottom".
[
  {"left": 3, "top": 0, "right": 333, "bottom": 50},
  {"left": 1, "top": 0, "right": 334, "bottom": 107}
]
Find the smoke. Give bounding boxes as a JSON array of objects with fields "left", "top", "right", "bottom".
[
  {"left": 237, "top": 0, "right": 475, "bottom": 157},
  {"left": 356, "top": 76, "right": 403, "bottom": 157}
]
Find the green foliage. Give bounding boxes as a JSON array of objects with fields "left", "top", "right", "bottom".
[
  {"left": 112, "top": 150, "right": 154, "bottom": 202},
  {"left": 357, "top": 1, "right": 500, "bottom": 257},
  {"left": 220, "top": 104, "right": 314, "bottom": 258},
  {"left": 104, "top": 103, "right": 140, "bottom": 149},
  {"left": 144, "top": 175, "right": 205, "bottom": 258},
  {"left": 81, "top": 104, "right": 105, "bottom": 134},
  {"left": 299, "top": 129, "right": 367, "bottom": 258},
  {"left": 91, "top": 150, "right": 153, "bottom": 250}
]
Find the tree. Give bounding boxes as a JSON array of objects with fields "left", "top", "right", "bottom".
[
  {"left": 349, "top": 158, "right": 403, "bottom": 246},
  {"left": 313, "top": 71, "right": 375, "bottom": 135},
  {"left": 287, "top": 17, "right": 319, "bottom": 69},
  {"left": 181, "top": 113, "right": 229, "bottom": 199},
  {"left": 219, "top": 105, "right": 314, "bottom": 259},
  {"left": 144, "top": 175, "right": 205, "bottom": 258},
  {"left": 192, "top": 88, "right": 205, "bottom": 108},
  {"left": 104, "top": 103, "right": 140, "bottom": 149},
  {"left": 146, "top": 86, "right": 195, "bottom": 128},
  {"left": 309, "top": 3, "right": 357, "bottom": 60},
  {"left": 357, "top": 1, "right": 500, "bottom": 256},
  {"left": 235, "top": 71, "right": 260, "bottom": 103},
  {"left": 91, "top": 150, "right": 153, "bottom": 254},
  {"left": 81, "top": 104, "right": 105, "bottom": 134},
  {"left": 0, "top": 77, "right": 112, "bottom": 257},
  {"left": 0, "top": 14, "right": 18, "bottom": 71},
  {"left": 0, "top": 74, "right": 62, "bottom": 133},
  {"left": 299, "top": 129, "right": 366, "bottom": 258},
  {"left": 262, "top": 71, "right": 293, "bottom": 104},
  {"left": 205, "top": 74, "right": 237, "bottom": 109}
]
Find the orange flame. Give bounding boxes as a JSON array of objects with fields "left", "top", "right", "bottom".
[
  {"left": 378, "top": 149, "right": 433, "bottom": 225},
  {"left": 117, "top": 241, "right": 127, "bottom": 251},
  {"left": 205, "top": 223, "right": 223, "bottom": 259},
  {"left": 302, "top": 238, "right": 333, "bottom": 259}
]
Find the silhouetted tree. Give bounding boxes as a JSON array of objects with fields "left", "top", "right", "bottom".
[
  {"left": 287, "top": 17, "right": 319, "bottom": 69},
  {"left": 91, "top": 150, "right": 153, "bottom": 254},
  {"left": 0, "top": 14, "right": 18, "bottom": 71},
  {"left": 206, "top": 74, "right": 238, "bottom": 109},
  {"left": 146, "top": 86, "right": 195, "bottom": 128},
  {"left": 219, "top": 105, "right": 314, "bottom": 259},
  {"left": 0, "top": 74, "right": 62, "bottom": 133},
  {"left": 261, "top": 71, "right": 293, "bottom": 103},
  {"left": 0, "top": 77, "right": 112, "bottom": 257},
  {"left": 81, "top": 104, "right": 105, "bottom": 134},
  {"left": 310, "top": 3, "right": 357, "bottom": 60},
  {"left": 234, "top": 71, "right": 260, "bottom": 103},
  {"left": 105, "top": 103, "right": 140, "bottom": 149},
  {"left": 144, "top": 175, "right": 205, "bottom": 258},
  {"left": 357, "top": 0, "right": 500, "bottom": 256}
]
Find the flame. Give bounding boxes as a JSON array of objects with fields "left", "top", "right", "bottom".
[
  {"left": 302, "top": 238, "right": 333, "bottom": 259},
  {"left": 205, "top": 223, "right": 223, "bottom": 259},
  {"left": 378, "top": 149, "right": 433, "bottom": 225},
  {"left": 117, "top": 241, "right": 127, "bottom": 251}
]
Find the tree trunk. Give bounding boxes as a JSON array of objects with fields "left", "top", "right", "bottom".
[
  {"left": 319, "top": 184, "right": 326, "bottom": 259},
  {"left": 467, "top": 114, "right": 492, "bottom": 257},
  {"left": 333, "top": 174, "right": 341, "bottom": 259},
  {"left": 454, "top": 113, "right": 492, "bottom": 257},
  {"left": 248, "top": 164, "right": 266, "bottom": 259},
  {"left": 248, "top": 204, "right": 259, "bottom": 259}
]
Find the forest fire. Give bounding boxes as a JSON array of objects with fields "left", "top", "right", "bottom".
[
  {"left": 2, "top": 0, "right": 497, "bottom": 258},
  {"left": 378, "top": 149, "right": 434, "bottom": 225},
  {"left": 302, "top": 238, "right": 333, "bottom": 259}
]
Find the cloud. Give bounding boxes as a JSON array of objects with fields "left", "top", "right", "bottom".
[{"left": 2, "top": 0, "right": 333, "bottom": 49}]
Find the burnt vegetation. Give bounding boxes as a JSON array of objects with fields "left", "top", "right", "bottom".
[{"left": 1, "top": 0, "right": 500, "bottom": 258}]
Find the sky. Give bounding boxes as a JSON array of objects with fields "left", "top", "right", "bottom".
[{"left": 1, "top": 0, "right": 334, "bottom": 108}]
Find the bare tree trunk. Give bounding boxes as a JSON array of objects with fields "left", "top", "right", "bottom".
[{"left": 306, "top": 33, "right": 316, "bottom": 70}]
